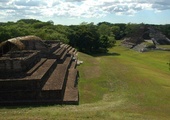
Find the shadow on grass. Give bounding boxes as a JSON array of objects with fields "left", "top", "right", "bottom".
[
  {"left": 92, "top": 52, "right": 121, "bottom": 57},
  {"left": 0, "top": 103, "right": 65, "bottom": 109}
]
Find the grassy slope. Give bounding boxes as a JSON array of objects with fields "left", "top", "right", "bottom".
[{"left": 0, "top": 41, "right": 170, "bottom": 120}]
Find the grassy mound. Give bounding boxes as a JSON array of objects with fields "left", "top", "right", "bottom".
[{"left": 0, "top": 41, "right": 170, "bottom": 120}]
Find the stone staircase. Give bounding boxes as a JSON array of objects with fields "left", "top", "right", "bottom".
[{"left": 0, "top": 42, "right": 79, "bottom": 105}]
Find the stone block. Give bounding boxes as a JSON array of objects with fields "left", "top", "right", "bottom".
[
  {"left": 13, "top": 60, "right": 22, "bottom": 72},
  {"left": 5, "top": 60, "right": 12, "bottom": 70}
]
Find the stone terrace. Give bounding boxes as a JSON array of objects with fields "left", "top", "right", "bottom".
[{"left": 0, "top": 36, "right": 79, "bottom": 105}]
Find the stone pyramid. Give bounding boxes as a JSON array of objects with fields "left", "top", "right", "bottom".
[{"left": 0, "top": 36, "right": 79, "bottom": 105}]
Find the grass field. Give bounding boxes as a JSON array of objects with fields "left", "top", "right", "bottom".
[
  {"left": 0, "top": 41, "right": 170, "bottom": 120},
  {"left": 157, "top": 45, "right": 170, "bottom": 50}
]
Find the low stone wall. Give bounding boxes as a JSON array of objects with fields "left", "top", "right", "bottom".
[
  {"left": 0, "top": 79, "right": 39, "bottom": 91},
  {"left": 40, "top": 90, "right": 63, "bottom": 100},
  {"left": 0, "top": 90, "right": 38, "bottom": 101},
  {"left": 0, "top": 51, "right": 40, "bottom": 73}
]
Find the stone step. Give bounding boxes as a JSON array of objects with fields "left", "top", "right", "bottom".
[
  {"left": 64, "top": 44, "right": 70, "bottom": 49},
  {"left": 66, "top": 45, "right": 70, "bottom": 49},
  {"left": 68, "top": 48, "right": 75, "bottom": 54},
  {"left": 41, "top": 64, "right": 68, "bottom": 100},
  {"left": 49, "top": 43, "right": 60, "bottom": 53},
  {"left": 73, "top": 50, "right": 77, "bottom": 55},
  {"left": 63, "top": 56, "right": 72, "bottom": 67},
  {"left": 50, "top": 46, "right": 67, "bottom": 59},
  {"left": 67, "top": 46, "right": 72, "bottom": 52},
  {"left": 59, "top": 50, "right": 68, "bottom": 62},
  {"left": 61, "top": 44, "right": 67, "bottom": 48},
  {"left": 26, "top": 58, "right": 47, "bottom": 75},
  {"left": 48, "top": 47, "right": 61, "bottom": 59},
  {"left": 63, "top": 69, "right": 79, "bottom": 104},
  {"left": 28, "top": 59, "right": 57, "bottom": 84},
  {"left": 56, "top": 47, "right": 66, "bottom": 58},
  {"left": 54, "top": 47, "right": 62, "bottom": 54},
  {"left": 42, "top": 64, "right": 66, "bottom": 91},
  {"left": 41, "top": 56, "right": 72, "bottom": 99},
  {"left": 42, "top": 57, "right": 72, "bottom": 91},
  {"left": 0, "top": 59, "right": 57, "bottom": 92},
  {"left": 69, "top": 60, "right": 77, "bottom": 69}
]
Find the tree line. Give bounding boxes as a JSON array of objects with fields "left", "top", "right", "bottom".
[{"left": 0, "top": 19, "right": 170, "bottom": 54}]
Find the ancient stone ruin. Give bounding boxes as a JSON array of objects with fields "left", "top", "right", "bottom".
[
  {"left": 0, "top": 36, "right": 79, "bottom": 105},
  {"left": 122, "top": 25, "right": 170, "bottom": 52}
]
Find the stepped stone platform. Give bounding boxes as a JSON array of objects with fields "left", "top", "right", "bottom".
[{"left": 0, "top": 36, "right": 79, "bottom": 105}]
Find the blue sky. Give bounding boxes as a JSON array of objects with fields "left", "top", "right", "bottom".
[{"left": 0, "top": 0, "right": 170, "bottom": 25}]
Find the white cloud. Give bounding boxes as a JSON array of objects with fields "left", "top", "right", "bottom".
[{"left": 0, "top": 0, "right": 170, "bottom": 22}]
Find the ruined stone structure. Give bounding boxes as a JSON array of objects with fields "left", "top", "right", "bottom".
[
  {"left": 122, "top": 25, "right": 170, "bottom": 52},
  {"left": 0, "top": 36, "right": 79, "bottom": 105},
  {"left": 147, "top": 26, "right": 170, "bottom": 45}
]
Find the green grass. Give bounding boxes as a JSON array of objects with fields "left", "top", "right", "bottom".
[
  {"left": 157, "top": 45, "right": 170, "bottom": 49},
  {"left": 0, "top": 41, "right": 170, "bottom": 120}
]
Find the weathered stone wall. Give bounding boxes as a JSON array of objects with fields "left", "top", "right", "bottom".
[
  {"left": 21, "top": 40, "right": 48, "bottom": 50},
  {"left": 0, "top": 51, "right": 40, "bottom": 73},
  {"left": 0, "top": 91, "right": 38, "bottom": 101},
  {"left": 0, "top": 79, "right": 39, "bottom": 91},
  {"left": 41, "top": 90, "right": 62, "bottom": 100}
]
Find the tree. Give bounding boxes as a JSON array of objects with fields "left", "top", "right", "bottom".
[
  {"left": 98, "top": 23, "right": 111, "bottom": 36},
  {"left": 0, "top": 19, "right": 116, "bottom": 54},
  {"left": 111, "top": 25, "right": 121, "bottom": 39},
  {"left": 100, "top": 35, "right": 110, "bottom": 49},
  {"left": 125, "top": 23, "right": 141, "bottom": 37},
  {"left": 68, "top": 24, "right": 100, "bottom": 53},
  {"left": 100, "top": 35, "right": 116, "bottom": 50},
  {"left": 68, "top": 23, "right": 116, "bottom": 54}
]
